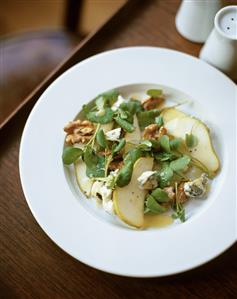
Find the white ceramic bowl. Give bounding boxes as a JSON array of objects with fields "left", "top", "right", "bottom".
[{"left": 19, "top": 47, "right": 236, "bottom": 277}]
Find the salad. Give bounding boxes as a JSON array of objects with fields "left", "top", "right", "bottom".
[{"left": 62, "top": 89, "right": 220, "bottom": 228}]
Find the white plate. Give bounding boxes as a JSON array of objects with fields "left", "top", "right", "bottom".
[{"left": 19, "top": 47, "right": 237, "bottom": 277}]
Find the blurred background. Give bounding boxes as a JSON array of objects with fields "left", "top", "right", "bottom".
[
  {"left": 0, "top": 0, "right": 125, "bottom": 36},
  {"left": 0, "top": 0, "right": 125, "bottom": 127}
]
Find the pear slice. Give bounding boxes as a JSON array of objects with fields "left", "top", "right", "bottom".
[
  {"left": 161, "top": 107, "right": 186, "bottom": 124},
  {"left": 124, "top": 115, "right": 141, "bottom": 153},
  {"left": 113, "top": 157, "right": 154, "bottom": 228},
  {"left": 74, "top": 160, "right": 93, "bottom": 197},
  {"left": 165, "top": 116, "right": 220, "bottom": 174},
  {"left": 125, "top": 115, "right": 141, "bottom": 143},
  {"left": 101, "top": 122, "right": 113, "bottom": 133}
]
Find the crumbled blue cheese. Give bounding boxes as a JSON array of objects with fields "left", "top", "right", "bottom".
[
  {"left": 91, "top": 181, "right": 114, "bottom": 215},
  {"left": 111, "top": 95, "right": 127, "bottom": 111},
  {"left": 137, "top": 171, "right": 158, "bottom": 190},
  {"left": 105, "top": 128, "right": 121, "bottom": 141},
  {"left": 91, "top": 181, "right": 104, "bottom": 203},
  {"left": 184, "top": 173, "right": 208, "bottom": 198}
]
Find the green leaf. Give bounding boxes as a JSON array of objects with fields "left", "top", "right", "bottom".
[
  {"left": 62, "top": 147, "right": 83, "bottom": 165},
  {"left": 150, "top": 139, "right": 160, "bottom": 150},
  {"left": 82, "top": 100, "right": 96, "bottom": 116},
  {"left": 112, "top": 138, "right": 126, "bottom": 155},
  {"left": 170, "top": 155, "right": 191, "bottom": 172},
  {"left": 96, "top": 128, "right": 108, "bottom": 148},
  {"left": 119, "top": 99, "right": 143, "bottom": 115},
  {"left": 185, "top": 133, "right": 198, "bottom": 148},
  {"left": 114, "top": 116, "right": 134, "bottom": 132},
  {"left": 124, "top": 148, "right": 142, "bottom": 165},
  {"left": 138, "top": 140, "right": 153, "bottom": 151},
  {"left": 116, "top": 108, "right": 133, "bottom": 124},
  {"left": 155, "top": 115, "right": 164, "bottom": 127},
  {"left": 87, "top": 108, "right": 114, "bottom": 124},
  {"left": 172, "top": 207, "right": 185, "bottom": 222},
  {"left": 116, "top": 161, "right": 133, "bottom": 187},
  {"left": 154, "top": 152, "right": 177, "bottom": 162},
  {"left": 145, "top": 195, "right": 167, "bottom": 213},
  {"left": 137, "top": 109, "right": 160, "bottom": 129},
  {"left": 159, "top": 135, "right": 170, "bottom": 152},
  {"left": 151, "top": 188, "right": 169, "bottom": 203},
  {"left": 116, "top": 148, "right": 143, "bottom": 187},
  {"left": 95, "top": 96, "right": 105, "bottom": 111},
  {"left": 83, "top": 146, "right": 105, "bottom": 177},
  {"left": 100, "top": 89, "right": 119, "bottom": 106},
  {"left": 170, "top": 138, "right": 182, "bottom": 150},
  {"left": 158, "top": 164, "right": 174, "bottom": 188},
  {"left": 146, "top": 89, "right": 163, "bottom": 98}
]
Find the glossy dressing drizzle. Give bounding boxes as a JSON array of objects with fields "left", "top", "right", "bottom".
[{"left": 143, "top": 214, "right": 173, "bottom": 229}]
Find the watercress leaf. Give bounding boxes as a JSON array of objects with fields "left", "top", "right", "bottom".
[
  {"left": 145, "top": 195, "right": 167, "bottom": 213},
  {"left": 114, "top": 116, "right": 134, "bottom": 132},
  {"left": 112, "top": 138, "right": 126, "bottom": 155},
  {"left": 155, "top": 115, "right": 164, "bottom": 127},
  {"left": 151, "top": 188, "right": 169, "bottom": 203},
  {"left": 137, "top": 109, "right": 160, "bottom": 129},
  {"left": 124, "top": 148, "right": 142, "bottom": 164},
  {"left": 185, "top": 133, "right": 198, "bottom": 148},
  {"left": 83, "top": 146, "right": 97, "bottom": 167},
  {"left": 100, "top": 89, "right": 119, "bottom": 106},
  {"left": 83, "top": 146, "right": 105, "bottom": 177},
  {"left": 146, "top": 89, "right": 163, "bottom": 98},
  {"left": 120, "top": 99, "right": 143, "bottom": 115},
  {"left": 158, "top": 164, "right": 174, "bottom": 188},
  {"left": 170, "top": 138, "right": 182, "bottom": 150},
  {"left": 87, "top": 108, "right": 114, "bottom": 124},
  {"left": 170, "top": 155, "right": 191, "bottom": 172},
  {"left": 159, "top": 135, "right": 170, "bottom": 152},
  {"left": 138, "top": 140, "right": 152, "bottom": 151},
  {"left": 96, "top": 128, "right": 108, "bottom": 148},
  {"left": 116, "top": 108, "right": 134, "bottom": 124},
  {"left": 116, "top": 161, "right": 133, "bottom": 187},
  {"left": 172, "top": 207, "right": 186, "bottom": 222},
  {"left": 154, "top": 152, "right": 177, "bottom": 162},
  {"left": 62, "top": 147, "right": 83, "bottom": 165},
  {"left": 82, "top": 100, "right": 96, "bottom": 116},
  {"left": 95, "top": 96, "right": 105, "bottom": 111}
]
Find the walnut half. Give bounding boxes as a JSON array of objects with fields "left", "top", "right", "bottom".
[
  {"left": 64, "top": 119, "right": 95, "bottom": 144},
  {"left": 143, "top": 124, "right": 167, "bottom": 140},
  {"left": 142, "top": 97, "right": 164, "bottom": 110}
]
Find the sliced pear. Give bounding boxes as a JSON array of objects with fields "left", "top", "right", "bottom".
[
  {"left": 101, "top": 122, "right": 113, "bottom": 133},
  {"left": 74, "top": 160, "right": 93, "bottom": 197},
  {"left": 124, "top": 115, "right": 141, "bottom": 153},
  {"left": 161, "top": 107, "right": 186, "bottom": 124},
  {"left": 113, "top": 157, "right": 154, "bottom": 228},
  {"left": 125, "top": 115, "right": 141, "bottom": 142},
  {"left": 165, "top": 116, "right": 220, "bottom": 174}
]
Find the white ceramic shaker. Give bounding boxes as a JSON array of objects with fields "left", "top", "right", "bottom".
[
  {"left": 199, "top": 6, "right": 237, "bottom": 80},
  {"left": 176, "top": 0, "right": 221, "bottom": 43}
]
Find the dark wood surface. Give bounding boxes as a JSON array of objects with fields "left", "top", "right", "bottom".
[
  {"left": 0, "top": 30, "right": 80, "bottom": 128},
  {"left": 0, "top": 1, "right": 236, "bottom": 298}
]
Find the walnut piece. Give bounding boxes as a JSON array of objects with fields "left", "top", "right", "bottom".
[
  {"left": 142, "top": 97, "right": 164, "bottom": 110},
  {"left": 108, "top": 160, "right": 124, "bottom": 171},
  {"left": 143, "top": 124, "right": 167, "bottom": 140},
  {"left": 177, "top": 182, "right": 188, "bottom": 204},
  {"left": 157, "top": 126, "right": 167, "bottom": 138},
  {"left": 163, "top": 186, "right": 175, "bottom": 200},
  {"left": 143, "top": 124, "right": 158, "bottom": 140},
  {"left": 64, "top": 119, "right": 95, "bottom": 145}
]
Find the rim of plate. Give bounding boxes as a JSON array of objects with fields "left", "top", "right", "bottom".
[{"left": 19, "top": 47, "right": 237, "bottom": 277}]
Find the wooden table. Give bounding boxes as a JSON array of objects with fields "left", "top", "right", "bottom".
[{"left": 1, "top": 1, "right": 236, "bottom": 298}]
